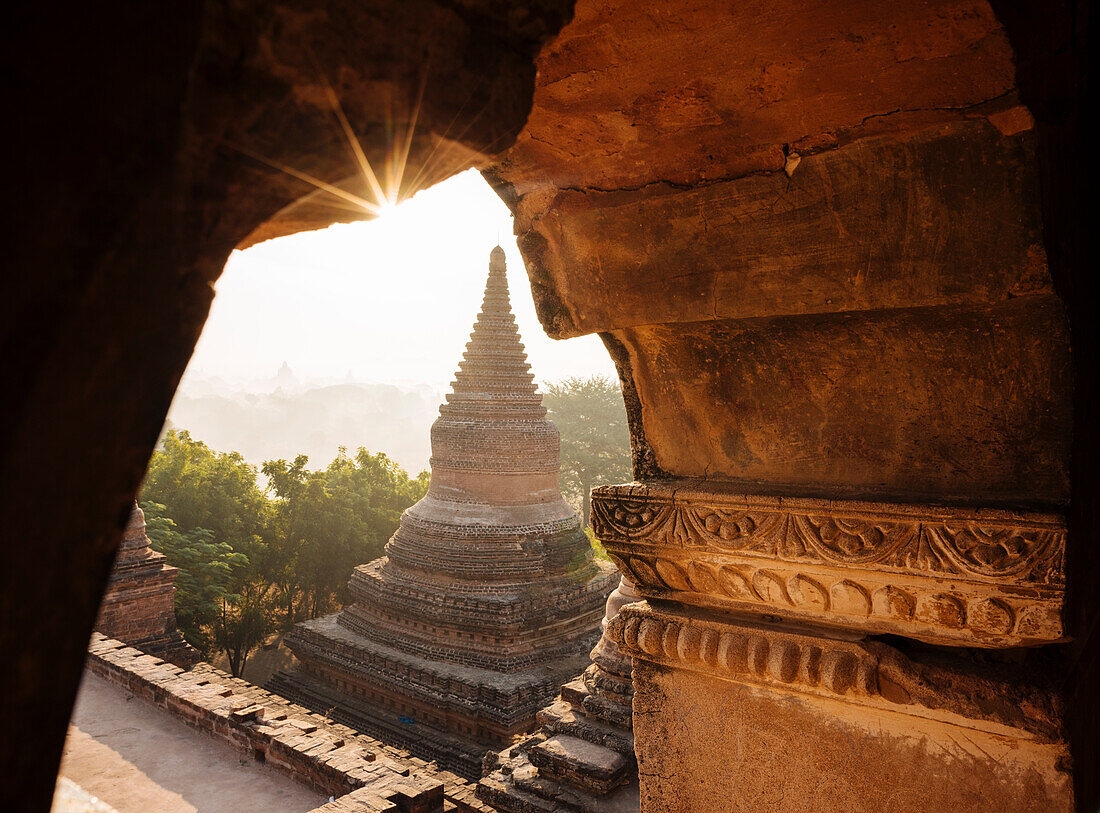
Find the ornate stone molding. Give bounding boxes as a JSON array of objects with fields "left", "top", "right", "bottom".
[
  {"left": 609, "top": 602, "right": 1060, "bottom": 741},
  {"left": 592, "top": 482, "right": 1066, "bottom": 647}
]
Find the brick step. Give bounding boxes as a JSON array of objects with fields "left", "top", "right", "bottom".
[
  {"left": 509, "top": 755, "right": 624, "bottom": 813},
  {"left": 580, "top": 691, "right": 632, "bottom": 730},
  {"left": 581, "top": 664, "right": 633, "bottom": 706},
  {"left": 487, "top": 750, "right": 606, "bottom": 812},
  {"left": 478, "top": 769, "right": 562, "bottom": 813},
  {"left": 527, "top": 735, "right": 631, "bottom": 795},
  {"left": 537, "top": 700, "right": 634, "bottom": 756},
  {"left": 559, "top": 678, "right": 588, "bottom": 706}
]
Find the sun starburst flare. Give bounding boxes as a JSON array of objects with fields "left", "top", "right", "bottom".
[{"left": 229, "top": 57, "right": 437, "bottom": 221}]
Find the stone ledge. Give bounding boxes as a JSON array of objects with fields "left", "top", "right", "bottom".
[
  {"left": 536, "top": 699, "right": 634, "bottom": 756},
  {"left": 527, "top": 735, "right": 630, "bottom": 794},
  {"left": 84, "top": 634, "right": 489, "bottom": 813},
  {"left": 592, "top": 480, "right": 1066, "bottom": 648},
  {"left": 480, "top": 746, "right": 640, "bottom": 813},
  {"left": 609, "top": 601, "right": 1064, "bottom": 741}
]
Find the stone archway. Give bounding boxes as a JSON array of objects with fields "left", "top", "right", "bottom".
[
  {"left": 3, "top": 0, "right": 1093, "bottom": 810},
  {"left": 3, "top": 2, "right": 574, "bottom": 807}
]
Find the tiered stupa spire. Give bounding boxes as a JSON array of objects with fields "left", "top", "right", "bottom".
[
  {"left": 274, "top": 247, "right": 617, "bottom": 779},
  {"left": 445, "top": 245, "right": 543, "bottom": 414}
]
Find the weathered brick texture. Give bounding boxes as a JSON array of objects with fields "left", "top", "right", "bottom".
[
  {"left": 86, "top": 634, "right": 489, "bottom": 813},
  {"left": 93, "top": 503, "right": 198, "bottom": 668}
]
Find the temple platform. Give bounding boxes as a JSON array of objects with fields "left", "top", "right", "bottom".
[{"left": 271, "top": 612, "right": 600, "bottom": 780}]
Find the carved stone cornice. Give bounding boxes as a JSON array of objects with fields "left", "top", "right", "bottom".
[
  {"left": 609, "top": 602, "right": 1061, "bottom": 741},
  {"left": 591, "top": 482, "right": 1066, "bottom": 648}
]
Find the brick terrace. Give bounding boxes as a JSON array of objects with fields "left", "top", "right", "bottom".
[{"left": 86, "top": 634, "right": 489, "bottom": 813}]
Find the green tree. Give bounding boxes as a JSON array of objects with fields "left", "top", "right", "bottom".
[
  {"left": 142, "top": 430, "right": 272, "bottom": 675},
  {"left": 142, "top": 501, "right": 247, "bottom": 655},
  {"left": 213, "top": 581, "right": 273, "bottom": 678},
  {"left": 544, "top": 376, "right": 632, "bottom": 527},
  {"left": 262, "top": 448, "right": 429, "bottom": 625},
  {"left": 142, "top": 429, "right": 270, "bottom": 559},
  {"left": 141, "top": 430, "right": 430, "bottom": 674}
]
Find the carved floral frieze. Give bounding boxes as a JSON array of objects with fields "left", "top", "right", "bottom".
[{"left": 592, "top": 483, "right": 1066, "bottom": 647}]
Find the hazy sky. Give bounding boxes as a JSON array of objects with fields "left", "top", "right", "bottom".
[{"left": 181, "top": 169, "right": 616, "bottom": 391}]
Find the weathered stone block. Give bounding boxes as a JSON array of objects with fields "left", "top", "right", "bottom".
[
  {"left": 617, "top": 602, "right": 1072, "bottom": 811},
  {"left": 633, "top": 657, "right": 1070, "bottom": 812}
]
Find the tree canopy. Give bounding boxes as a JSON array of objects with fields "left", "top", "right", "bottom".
[
  {"left": 140, "top": 430, "right": 427, "bottom": 675},
  {"left": 142, "top": 429, "right": 269, "bottom": 558},
  {"left": 142, "top": 501, "right": 247, "bottom": 655},
  {"left": 262, "top": 447, "right": 429, "bottom": 623},
  {"left": 543, "top": 375, "right": 632, "bottom": 526}
]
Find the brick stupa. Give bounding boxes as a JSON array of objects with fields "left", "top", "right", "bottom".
[
  {"left": 271, "top": 246, "right": 617, "bottom": 779},
  {"left": 94, "top": 501, "right": 199, "bottom": 668}
]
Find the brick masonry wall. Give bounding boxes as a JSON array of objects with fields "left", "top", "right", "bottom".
[
  {"left": 85, "top": 634, "right": 490, "bottom": 813},
  {"left": 94, "top": 574, "right": 176, "bottom": 642}
]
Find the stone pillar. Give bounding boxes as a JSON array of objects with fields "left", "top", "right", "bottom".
[
  {"left": 480, "top": 575, "right": 640, "bottom": 811},
  {"left": 593, "top": 485, "right": 1072, "bottom": 810},
  {"left": 94, "top": 502, "right": 198, "bottom": 668},
  {"left": 483, "top": 2, "right": 1091, "bottom": 808}
]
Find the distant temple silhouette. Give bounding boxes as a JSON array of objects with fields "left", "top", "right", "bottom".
[{"left": 270, "top": 246, "right": 617, "bottom": 778}]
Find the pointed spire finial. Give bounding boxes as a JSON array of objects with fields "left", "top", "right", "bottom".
[{"left": 439, "top": 246, "right": 543, "bottom": 418}]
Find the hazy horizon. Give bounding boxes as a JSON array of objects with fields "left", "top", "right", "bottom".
[
  {"left": 176, "top": 168, "right": 615, "bottom": 390},
  {"left": 166, "top": 169, "right": 617, "bottom": 474}
]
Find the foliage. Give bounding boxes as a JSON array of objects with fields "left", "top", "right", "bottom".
[
  {"left": 584, "top": 524, "right": 611, "bottom": 562},
  {"left": 544, "top": 376, "right": 632, "bottom": 526},
  {"left": 140, "top": 431, "right": 428, "bottom": 675},
  {"left": 142, "top": 501, "right": 247, "bottom": 656},
  {"left": 142, "top": 429, "right": 270, "bottom": 560},
  {"left": 213, "top": 582, "right": 273, "bottom": 678},
  {"left": 262, "top": 448, "right": 429, "bottom": 625}
]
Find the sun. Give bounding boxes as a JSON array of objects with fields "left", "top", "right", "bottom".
[{"left": 374, "top": 199, "right": 399, "bottom": 220}]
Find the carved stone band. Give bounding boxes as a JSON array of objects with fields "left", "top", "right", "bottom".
[
  {"left": 591, "top": 482, "right": 1066, "bottom": 648},
  {"left": 609, "top": 602, "right": 1061, "bottom": 742}
]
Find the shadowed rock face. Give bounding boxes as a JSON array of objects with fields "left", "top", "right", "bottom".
[
  {"left": 3, "top": 2, "right": 574, "bottom": 807},
  {"left": 3, "top": 0, "right": 1093, "bottom": 810}
]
